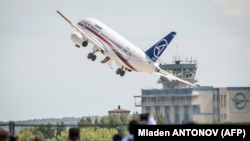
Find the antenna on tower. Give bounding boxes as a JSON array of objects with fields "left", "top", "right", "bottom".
[
  {"left": 176, "top": 42, "right": 178, "bottom": 58},
  {"left": 173, "top": 42, "right": 182, "bottom": 64}
]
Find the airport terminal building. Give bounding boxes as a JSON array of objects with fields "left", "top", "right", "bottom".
[{"left": 134, "top": 58, "right": 250, "bottom": 124}]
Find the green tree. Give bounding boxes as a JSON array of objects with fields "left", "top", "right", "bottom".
[
  {"left": 100, "top": 116, "right": 109, "bottom": 126},
  {"left": 55, "top": 129, "right": 68, "bottom": 141},
  {"left": 94, "top": 117, "right": 100, "bottom": 125},
  {"left": 117, "top": 125, "right": 128, "bottom": 137},
  {"left": 56, "top": 121, "right": 66, "bottom": 136},
  {"left": 45, "top": 123, "right": 56, "bottom": 139},
  {"left": 154, "top": 113, "right": 167, "bottom": 124},
  {"left": 120, "top": 114, "right": 130, "bottom": 124},
  {"left": 109, "top": 115, "right": 122, "bottom": 126},
  {"left": 33, "top": 130, "right": 44, "bottom": 139},
  {"left": 131, "top": 112, "right": 139, "bottom": 120},
  {"left": 78, "top": 116, "right": 94, "bottom": 128},
  {"left": 86, "top": 116, "right": 93, "bottom": 125},
  {"left": 17, "top": 127, "right": 34, "bottom": 141},
  {"left": 35, "top": 123, "right": 56, "bottom": 139},
  {"left": 81, "top": 127, "right": 118, "bottom": 141}
]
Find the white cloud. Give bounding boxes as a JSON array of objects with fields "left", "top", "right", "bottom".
[{"left": 213, "top": 0, "right": 250, "bottom": 16}]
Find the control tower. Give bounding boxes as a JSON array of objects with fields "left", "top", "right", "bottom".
[{"left": 158, "top": 56, "right": 198, "bottom": 88}]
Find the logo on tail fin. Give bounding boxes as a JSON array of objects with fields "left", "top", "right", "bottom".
[
  {"left": 154, "top": 39, "right": 168, "bottom": 58},
  {"left": 145, "top": 32, "right": 176, "bottom": 62}
]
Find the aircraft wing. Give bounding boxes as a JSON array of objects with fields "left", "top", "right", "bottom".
[
  {"left": 56, "top": 10, "right": 105, "bottom": 51},
  {"left": 156, "top": 68, "right": 198, "bottom": 87}
]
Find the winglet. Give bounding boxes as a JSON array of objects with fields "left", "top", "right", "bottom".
[
  {"left": 56, "top": 10, "right": 83, "bottom": 35},
  {"left": 56, "top": 10, "right": 105, "bottom": 52},
  {"left": 56, "top": 10, "right": 73, "bottom": 26}
]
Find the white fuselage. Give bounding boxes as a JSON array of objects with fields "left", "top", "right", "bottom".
[
  {"left": 57, "top": 10, "right": 196, "bottom": 87},
  {"left": 76, "top": 18, "right": 158, "bottom": 73}
]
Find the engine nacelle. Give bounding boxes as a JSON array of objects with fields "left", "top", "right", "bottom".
[{"left": 70, "top": 32, "right": 87, "bottom": 47}]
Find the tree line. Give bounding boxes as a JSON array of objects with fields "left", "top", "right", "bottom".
[{"left": 13, "top": 113, "right": 166, "bottom": 141}]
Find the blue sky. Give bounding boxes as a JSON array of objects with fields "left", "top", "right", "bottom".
[{"left": 1, "top": 0, "right": 250, "bottom": 121}]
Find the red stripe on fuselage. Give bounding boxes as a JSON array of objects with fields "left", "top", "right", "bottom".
[{"left": 78, "top": 22, "right": 137, "bottom": 71}]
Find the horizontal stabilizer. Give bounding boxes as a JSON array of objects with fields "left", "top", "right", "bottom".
[{"left": 156, "top": 68, "right": 198, "bottom": 87}]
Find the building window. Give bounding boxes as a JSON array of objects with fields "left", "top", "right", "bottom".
[
  {"left": 151, "top": 97, "right": 156, "bottom": 102},
  {"left": 184, "top": 106, "right": 189, "bottom": 123},
  {"left": 221, "top": 95, "right": 223, "bottom": 107},
  {"left": 184, "top": 96, "right": 192, "bottom": 104},
  {"left": 193, "top": 105, "right": 200, "bottom": 114},
  {"left": 174, "top": 106, "right": 180, "bottom": 124},
  {"left": 146, "top": 106, "right": 151, "bottom": 113},
  {"left": 224, "top": 95, "right": 226, "bottom": 107},
  {"left": 158, "top": 96, "right": 165, "bottom": 102},
  {"left": 155, "top": 106, "right": 160, "bottom": 114},
  {"left": 171, "top": 97, "right": 175, "bottom": 105},
  {"left": 166, "top": 97, "right": 170, "bottom": 104},
  {"left": 187, "top": 96, "right": 191, "bottom": 102},
  {"left": 165, "top": 106, "right": 170, "bottom": 123}
]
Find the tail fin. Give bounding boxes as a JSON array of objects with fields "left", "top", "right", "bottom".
[{"left": 145, "top": 32, "right": 176, "bottom": 62}]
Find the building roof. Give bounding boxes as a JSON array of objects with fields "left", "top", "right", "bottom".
[{"left": 108, "top": 105, "right": 130, "bottom": 113}]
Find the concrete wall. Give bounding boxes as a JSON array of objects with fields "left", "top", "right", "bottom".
[{"left": 228, "top": 88, "right": 250, "bottom": 123}]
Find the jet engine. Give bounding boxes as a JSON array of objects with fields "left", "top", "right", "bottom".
[{"left": 70, "top": 32, "right": 88, "bottom": 47}]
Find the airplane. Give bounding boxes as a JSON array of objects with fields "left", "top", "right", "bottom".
[{"left": 56, "top": 10, "right": 197, "bottom": 87}]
